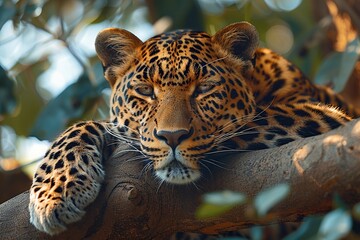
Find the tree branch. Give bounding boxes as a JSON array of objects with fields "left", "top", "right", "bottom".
[{"left": 1, "top": 119, "right": 360, "bottom": 239}]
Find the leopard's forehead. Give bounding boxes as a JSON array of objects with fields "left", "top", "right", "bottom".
[
  {"left": 132, "top": 30, "right": 217, "bottom": 87},
  {"left": 145, "top": 29, "right": 211, "bottom": 46},
  {"left": 140, "top": 30, "right": 213, "bottom": 58}
]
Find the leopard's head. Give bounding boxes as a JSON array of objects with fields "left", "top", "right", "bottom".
[{"left": 95, "top": 22, "right": 258, "bottom": 184}]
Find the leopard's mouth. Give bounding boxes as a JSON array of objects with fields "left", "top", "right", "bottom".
[{"left": 155, "top": 161, "right": 201, "bottom": 184}]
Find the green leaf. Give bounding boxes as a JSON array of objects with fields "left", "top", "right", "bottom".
[
  {"left": 2, "top": 59, "right": 49, "bottom": 135},
  {"left": 196, "top": 203, "right": 236, "bottom": 219},
  {"left": 254, "top": 183, "right": 290, "bottom": 216},
  {"left": 152, "top": 0, "right": 204, "bottom": 30},
  {"left": 353, "top": 202, "right": 360, "bottom": 221},
  {"left": 90, "top": 5, "right": 119, "bottom": 24},
  {"left": 315, "top": 37, "right": 360, "bottom": 92},
  {"left": 220, "top": 237, "right": 248, "bottom": 240},
  {"left": 0, "top": 65, "right": 17, "bottom": 115},
  {"left": 318, "top": 209, "right": 352, "bottom": 240},
  {"left": 335, "top": 38, "right": 360, "bottom": 91},
  {"left": 30, "top": 74, "right": 107, "bottom": 140},
  {"left": 196, "top": 190, "right": 246, "bottom": 219},
  {"left": 250, "top": 226, "right": 263, "bottom": 240},
  {"left": 283, "top": 216, "right": 323, "bottom": 240},
  {"left": 0, "top": 0, "right": 16, "bottom": 30},
  {"left": 333, "top": 193, "right": 348, "bottom": 210}
]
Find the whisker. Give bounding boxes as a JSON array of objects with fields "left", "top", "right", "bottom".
[
  {"left": 201, "top": 55, "right": 229, "bottom": 69},
  {"left": 108, "top": 122, "right": 138, "bottom": 134},
  {"left": 105, "top": 123, "right": 139, "bottom": 141},
  {"left": 190, "top": 180, "right": 202, "bottom": 191},
  {"left": 193, "top": 56, "right": 230, "bottom": 87},
  {"left": 215, "top": 126, "right": 268, "bottom": 144},
  {"left": 125, "top": 154, "right": 148, "bottom": 161},
  {"left": 217, "top": 99, "right": 276, "bottom": 134},
  {"left": 140, "top": 161, "right": 153, "bottom": 178},
  {"left": 205, "top": 149, "right": 251, "bottom": 155},
  {"left": 219, "top": 117, "right": 270, "bottom": 136},
  {"left": 217, "top": 109, "right": 274, "bottom": 135},
  {"left": 156, "top": 177, "right": 166, "bottom": 194},
  {"left": 199, "top": 161, "right": 213, "bottom": 178},
  {"left": 106, "top": 129, "right": 139, "bottom": 142},
  {"left": 201, "top": 158, "right": 231, "bottom": 170},
  {"left": 112, "top": 149, "right": 144, "bottom": 158},
  {"left": 125, "top": 156, "right": 149, "bottom": 163},
  {"left": 217, "top": 114, "right": 256, "bottom": 132},
  {"left": 218, "top": 126, "right": 263, "bottom": 138},
  {"left": 107, "top": 139, "right": 140, "bottom": 146}
]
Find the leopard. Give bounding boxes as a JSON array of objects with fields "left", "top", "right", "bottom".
[{"left": 29, "top": 22, "right": 359, "bottom": 235}]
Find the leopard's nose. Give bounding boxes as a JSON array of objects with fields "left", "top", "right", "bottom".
[{"left": 154, "top": 128, "right": 194, "bottom": 149}]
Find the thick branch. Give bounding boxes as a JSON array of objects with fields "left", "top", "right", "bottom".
[{"left": 1, "top": 119, "right": 360, "bottom": 239}]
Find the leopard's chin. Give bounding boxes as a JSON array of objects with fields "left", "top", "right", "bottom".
[{"left": 155, "top": 161, "right": 201, "bottom": 184}]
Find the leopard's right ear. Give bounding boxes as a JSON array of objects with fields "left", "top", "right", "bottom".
[
  {"left": 212, "top": 22, "right": 258, "bottom": 65},
  {"left": 95, "top": 28, "right": 143, "bottom": 86}
]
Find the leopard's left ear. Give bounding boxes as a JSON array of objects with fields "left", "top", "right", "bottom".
[
  {"left": 95, "top": 28, "right": 143, "bottom": 86},
  {"left": 212, "top": 22, "right": 259, "bottom": 63}
]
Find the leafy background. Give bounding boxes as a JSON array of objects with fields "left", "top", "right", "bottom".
[{"left": 0, "top": 0, "right": 359, "bottom": 239}]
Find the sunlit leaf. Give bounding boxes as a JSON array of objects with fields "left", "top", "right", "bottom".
[
  {"left": 22, "top": 1, "right": 43, "bottom": 18},
  {"left": 204, "top": 190, "right": 247, "bottom": 205},
  {"left": 196, "top": 190, "right": 246, "bottom": 219},
  {"left": 315, "top": 37, "right": 360, "bottom": 92},
  {"left": 254, "top": 183, "right": 290, "bottom": 216},
  {"left": 28, "top": 0, "right": 57, "bottom": 29},
  {"left": 318, "top": 209, "right": 352, "bottom": 240},
  {"left": 0, "top": 65, "right": 17, "bottom": 116},
  {"left": 264, "top": 0, "right": 302, "bottom": 11}
]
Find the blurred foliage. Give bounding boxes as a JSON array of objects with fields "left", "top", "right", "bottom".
[
  {"left": 30, "top": 65, "right": 108, "bottom": 140},
  {"left": 197, "top": 185, "right": 358, "bottom": 240},
  {"left": 5, "top": 58, "right": 49, "bottom": 135},
  {"left": 147, "top": 0, "right": 204, "bottom": 30},
  {"left": 0, "top": 0, "right": 359, "bottom": 238},
  {"left": 315, "top": 37, "right": 360, "bottom": 91},
  {"left": 196, "top": 190, "right": 247, "bottom": 218},
  {"left": 195, "top": 185, "right": 290, "bottom": 220},
  {"left": 254, "top": 183, "right": 290, "bottom": 216},
  {"left": 0, "top": 65, "right": 16, "bottom": 116}
]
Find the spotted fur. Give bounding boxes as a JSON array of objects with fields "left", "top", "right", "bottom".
[{"left": 29, "top": 22, "right": 358, "bottom": 235}]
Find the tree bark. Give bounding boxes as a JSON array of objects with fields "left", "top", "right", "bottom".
[{"left": 1, "top": 119, "right": 360, "bottom": 240}]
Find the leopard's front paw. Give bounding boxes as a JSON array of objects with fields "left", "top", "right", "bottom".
[
  {"left": 28, "top": 121, "right": 108, "bottom": 235},
  {"left": 29, "top": 156, "right": 104, "bottom": 235},
  {"left": 29, "top": 173, "right": 103, "bottom": 235},
  {"left": 29, "top": 194, "right": 85, "bottom": 235}
]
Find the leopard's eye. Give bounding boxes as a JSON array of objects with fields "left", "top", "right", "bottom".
[
  {"left": 195, "top": 82, "right": 217, "bottom": 95},
  {"left": 135, "top": 84, "right": 154, "bottom": 97}
]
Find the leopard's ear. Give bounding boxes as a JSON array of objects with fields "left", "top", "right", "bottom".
[
  {"left": 95, "top": 28, "right": 143, "bottom": 86},
  {"left": 212, "top": 22, "right": 258, "bottom": 63}
]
